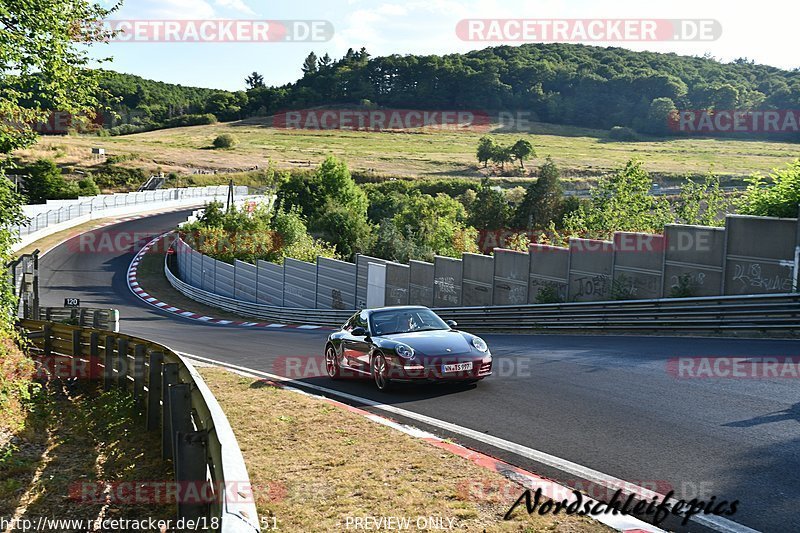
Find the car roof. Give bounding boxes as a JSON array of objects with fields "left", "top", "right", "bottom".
[{"left": 364, "top": 306, "right": 430, "bottom": 314}]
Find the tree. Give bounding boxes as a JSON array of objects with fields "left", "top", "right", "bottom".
[
  {"left": 245, "top": 71, "right": 265, "bottom": 89},
  {"left": 563, "top": 160, "right": 671, "bottom": 239},
  {"left": 302, "top": 52, "right": 319, "bottom": 75},
  {"left": 675, "top": 171, "right": 729, "bottom": 226},
  {"left": 510, "top": 139, "right": 536, "bottom": 169},
  {"left": 0, "top": 0, "right": 115, "bottom": 333},
  {"left": 476, "top": 136, "right": 496, "bottom": 168},
  {"left": 212, "top": 133, "right": 238, "bottom": 149},
  {"left": 489, "top": 145, "right": 513, "bottom": 170},
  {"left": 737, "top": 160, "right": 800, "bottom": 218},
  {"left": 514, "top": 157, "right": 563, "bottom": 229},
  {"left": 468, "top": 178, "right": 510, "bottom": 230},
  {"left": 21, "top": 159, "right": 71, "bottom": 203},
  {"left": 317, "top": 53, "right": 333, "bottom": 69}
]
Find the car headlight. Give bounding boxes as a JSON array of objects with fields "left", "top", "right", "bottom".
[
  {"left": 395, "top": 343, "right": 415, "bottom": 359},
  {"left": 472, "top": 337, "right": 488, "bottom": 352}
]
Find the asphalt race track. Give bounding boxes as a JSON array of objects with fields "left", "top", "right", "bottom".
[{"left": 37, "top": 209, "right": 800, "bottom": 532}]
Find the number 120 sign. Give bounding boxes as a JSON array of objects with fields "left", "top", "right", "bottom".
[{"left": 64, "top": 298, "right": 80, "bottom": 308}]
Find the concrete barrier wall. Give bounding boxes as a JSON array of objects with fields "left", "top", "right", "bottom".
[
  {"left": 612, "top": 233, "right": 664, "bottom": 300},
  {"left": 493, "top": 249, "right": 529, "bottom": 305},
  {"left": 433, "top": 256, "right": 462, "bottom": 307},
  {"left": 662, "top": 225, "right": 725, "bottom": 297},
  {"left": 233, "top": 260, "right": 257, "bottom": 302},
  {"left": 385, "top": 262, "right": 410, "bottom": 306},
  {"left": 173, "top": 212, "right": 799, "bottom": 312},
  {"left": 528, "top": 244, "right": 569, "bottom": 303},
  {"left": 409, "top": 260, "right": 434, "bottom": 307},
  {"left": 256, "top": 260, "right": 284, "bottom": 306},
  {"left": 356, "top": 255, "right": 387, "bottom": 309},
  {"left": 317, "top": 257, "right": 357, "bottom": 309},
  {"left": 215, "top": 260, "right": 235, "bottom": 298},
  {"left": 283, "top": 258, "right": 317, "bottom": 308},
  {"left": 461, "top": 253, "right": 494, "bottom": 306},
  {"left": 724, "top": 215, "right": 798, "bottom": 295},
  {"left": 568, "top": 238, "right": 613, "bottom": 302}
]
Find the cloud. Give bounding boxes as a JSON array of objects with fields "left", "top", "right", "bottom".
[
  {"left": 214, "top": 0, "right": 256, "bottom": 16},
  {"left": 124, "top": 0, "right": 216, "bottom": 20}
]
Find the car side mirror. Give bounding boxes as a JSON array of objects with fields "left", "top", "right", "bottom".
[
  {"left": 445, "top": 320, "right": 457, "bottom": 328},
  {"left": 351, "top": 326, "right": 367, "bottom": 337}
]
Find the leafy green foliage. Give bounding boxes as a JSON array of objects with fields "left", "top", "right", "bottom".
[
  {"left": 675, "top": 171, "right": 729, "bottom": 226},
  {"left": 212, "top": 133, "right": 238, "bottom": 149},
  {"left": 513, "top": 157, "right": 564, "bottom": 229},
  {"left": 737, "top": 160, "right": 800, "bottom": 218},
  {"left": 276, "top": 157, "right": 372, "bottom": 259},
  {"left": 373, "top": 191, "right": 478, "bottom": 263},
  {"left": 468, "top": 178, "right": 511, "bottom": 230},
  {"left": 608, "top": 126, "right": 640, "bottom": 141},
  {"left": 183, "top": 201, "right": 337, "bottom": 264},
  {"left": 563, "top": 160, "right": 672, "bottom": 239}
]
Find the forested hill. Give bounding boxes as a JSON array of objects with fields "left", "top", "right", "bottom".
[{"left": 92, "top": 43, "right": 800, "bottom": 136}]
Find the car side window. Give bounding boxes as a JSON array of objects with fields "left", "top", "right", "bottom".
[{"left": 344, "top": 312, "right": 359, "bottom": 331}]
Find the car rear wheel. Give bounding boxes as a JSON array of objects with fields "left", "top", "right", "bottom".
[
  {"left": 325, "top": 345, "right": 341, "bottom": 379},
  {"left": 371, "top": 352, "right": 392, "bottom": 392}
]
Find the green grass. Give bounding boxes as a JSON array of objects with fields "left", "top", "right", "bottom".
[{"left": 15, "top": 116, "right": 800, "bottom": 189}]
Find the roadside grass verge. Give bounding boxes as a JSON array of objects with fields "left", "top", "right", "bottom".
[
  {"left": 135, "top": 237, "right": 259, "bottom": 322},
  {"left": 200, "top": 366, "right": 611, "bottom": 532},
  {"left": 0, "top": 378, "right": 173, "bottom": 524}
]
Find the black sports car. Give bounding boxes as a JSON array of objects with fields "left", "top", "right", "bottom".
[{"left": 324, "top": 306, "right": 492, "bottom": 391}]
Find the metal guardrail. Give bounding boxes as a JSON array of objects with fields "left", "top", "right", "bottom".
[
  {"left": 20, "top": 319, "right": 261, "bottom": 533},
  {"left": 39, "top": 307, "right": 120, "bottom": 331},
  {"left": 165, "top": 253, "right": 800, "bottom": 334}
]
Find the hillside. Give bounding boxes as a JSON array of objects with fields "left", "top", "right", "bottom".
[{"left": 66, "top": 43, "right": 800, "bottom": 141}]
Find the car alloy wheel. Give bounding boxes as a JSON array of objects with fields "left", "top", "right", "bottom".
[
  {"left": 372, "top": 352, "right": 392, "bottom": 391},
  {"left": 325, "top": 345, "right": 340, "bottom": 379}
]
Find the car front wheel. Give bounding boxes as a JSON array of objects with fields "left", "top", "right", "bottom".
[
  {"left": 325, "top": 345, "right": 341, "bottom": 379},
  {"left": 371, "top": 352, "right": 392, "bottom": 392}
]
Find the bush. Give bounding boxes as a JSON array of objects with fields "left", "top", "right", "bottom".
[
  {"left": 77, "top": 176, "right": 101, "bottom": 196},
  {"left": 608, "top": 126, "right": 640, "bottom": 141},
  {"left": 212, "top": 133, "right": 238, "bottom": 149},
  {"left": 737, "top": 160, "right": 800, "bottom": 218},
  {"left": 535, "top": 283, "right": 564, "bottom": 304}
]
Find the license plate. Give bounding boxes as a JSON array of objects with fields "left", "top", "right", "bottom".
[{"left": 442, "top": 362, "right": 473, "bottom": 373}]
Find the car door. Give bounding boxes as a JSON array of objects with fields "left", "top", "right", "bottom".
[{"left": 342, "top": 311, "right": 372, "bottom": 372}]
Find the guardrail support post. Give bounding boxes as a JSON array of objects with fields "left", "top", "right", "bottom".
[
  {"left": 104, "top": 335, "right": 115, "bottom": 391},
  {"left": 89, "top": 332, "right": 100, "bottom": 382},
  {"left": 43, "top": 323, "right": 52, "bottom": 356},
  {"left": 146, "top": 351, "right": 164, "bottom": 431},
  {"left": 116, "top": 338, "right": 128, "bottom": 389},
  {"left": 161, "top": 363, "right": 179, "bottom": 460},
  {"left": 133, "top": 344, "right": 146, "bottom": 403},
  {"left": 174, "top": 429, "right": 209, "bottom": 524}
]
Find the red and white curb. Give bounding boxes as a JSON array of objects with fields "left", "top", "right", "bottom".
[
  {"left": 127, "top": 233, "right": 331, "bottom": 330},
  {"left": 181, "top": 352, "right": 667, "bottom": 533}
]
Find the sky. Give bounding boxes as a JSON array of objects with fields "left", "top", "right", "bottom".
[{"left": 90, "top": 0, "right": 797, "bottom": 91}]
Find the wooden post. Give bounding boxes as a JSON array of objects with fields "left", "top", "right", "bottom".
[{"left": 146, "top": 352, "right": 164, "bottom": 431}]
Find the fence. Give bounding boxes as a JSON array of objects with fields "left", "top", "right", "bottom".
[
  {"left": 39, "top": 307, "right": 120, "bottom": 331},
  {"left": 20, "top": 319, "right": 261, "bottom": 533},
  {"left": 12, "top": 185, "right": 249, "bottom": 252},
  {"left": 170, "top": 213, "right": 800, "bottom": 313},
  {"left": 164, "top": 246, "right": 800, "bottom": 335}
]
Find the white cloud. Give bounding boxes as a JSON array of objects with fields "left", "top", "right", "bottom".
[
  {"left": 214, "top": 0, "right": 255, "bottom": 16},
  {"left": 123, "top": 0, "right": 216, "bottom": 20}
]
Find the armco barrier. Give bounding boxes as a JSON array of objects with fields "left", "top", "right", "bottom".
[
  {"left": 39, "top": 307, "right": 120, "bottom": 331},
  {"left": 164, "top": 250, "right": 800, "bottom": 335},
  {"left": 21, "top": 319, "right": 261, "bottom": 533},
  {"left": 12, "top": 185, "right": 249, "bottom": 252}
]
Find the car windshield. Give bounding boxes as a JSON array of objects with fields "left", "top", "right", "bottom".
[{"left": 369, "top": 309, "right": 450, "bottom": 336}]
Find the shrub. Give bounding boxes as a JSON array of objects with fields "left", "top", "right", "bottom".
[
  {"left": 608, "top": 126, "right": 640, "bottom": 141},
  {"left": 212, "top": 133, "right": 238, "bottom": 149},
  {"left": 78, "top": 176, "right": 101, "bottom": 196},
  {"left": 737, "top": 160, "right": 800, "bottom": 218},
  {"left": 535, "top": 283, "right": 564, "bottom": 304}
]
